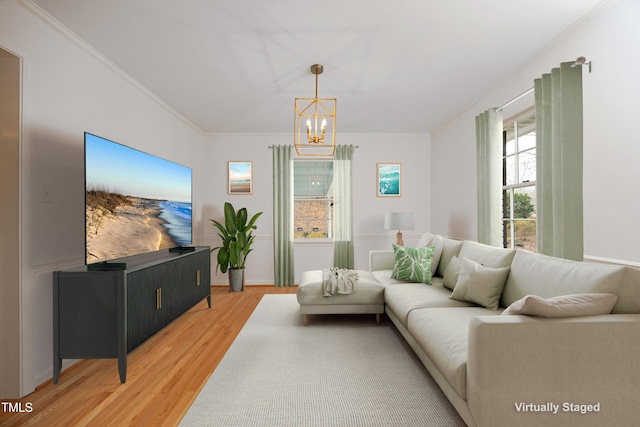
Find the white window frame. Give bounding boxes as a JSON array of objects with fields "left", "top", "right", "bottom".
[
  {"left": 293, "top": 159, "right": 334, "bottom": 243},
  {"left": 502, "top": 110, "right": 537, "bottom": 250}
]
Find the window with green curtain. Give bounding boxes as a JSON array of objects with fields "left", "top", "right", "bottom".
[
  {"left": 535, "top": 62, "right": 583, "bottom": 261},
  {"left": 293, "top": 160, "right": 334, "bottom": 239},
  {"left": 272, "top": 145, "right": 294, "bottom": 287},
  {"left": 333, "top": 145, "right": 354, "bottom": 269},
  {"left": 476, "top": 108, "right": 503, "bottom": 247}
]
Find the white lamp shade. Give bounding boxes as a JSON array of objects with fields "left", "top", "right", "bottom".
[{"left": 384, "top": 212, "right": 414, "bottom": 231}]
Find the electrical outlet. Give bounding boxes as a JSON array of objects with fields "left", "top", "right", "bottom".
[{"left": 40, "top": 184, "right": 53, "bottom": 203}]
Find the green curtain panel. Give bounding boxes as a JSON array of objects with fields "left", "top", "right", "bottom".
[
  {"left": 475, "top": 108, "right": 503, "bottom": 247},
  {"left": 333, "top": 145, "right": 355, "bottom": 269},
  {"left": 535, "top": 62, "right": 584, "bottom": 260},
  {"left": 272, "top": 145, "right": 295, "bottom": 286}
]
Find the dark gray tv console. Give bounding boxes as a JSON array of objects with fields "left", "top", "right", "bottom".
[{"left": 52, "top": 246, "right": 211, "bottom": 384}]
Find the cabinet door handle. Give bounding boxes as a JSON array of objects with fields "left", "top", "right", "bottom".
[
  {"left": 196, "top": 269, "right": 201, "bottom": 286},
  {"left": 156, "top": 288, "right": 162, "bottom": 309}
]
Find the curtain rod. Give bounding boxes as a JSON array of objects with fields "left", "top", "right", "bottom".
[
  {"left": 267, "top": 145, "right": 359, "bottom": 149},
  {"left": 498, "top": 57, "right": 591, "bottom": 112},
  {"left": 497, "top": 87, "right": 534, "bottom": 112}
]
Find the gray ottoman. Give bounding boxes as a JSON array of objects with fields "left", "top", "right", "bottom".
[{"left": 296, "top": 270, "right": 385, "bottom": 326}]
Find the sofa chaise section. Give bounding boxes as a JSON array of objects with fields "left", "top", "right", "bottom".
[{"left": 296, "top": 270, "right": 385, "bottom": 325}]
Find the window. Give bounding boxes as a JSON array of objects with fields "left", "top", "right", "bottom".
[
  {"left": 502, "top": 112, "right": 536, "bottom": 251},
  {"left": 294, "top": 160, "right": 334, "bottom": 239}
]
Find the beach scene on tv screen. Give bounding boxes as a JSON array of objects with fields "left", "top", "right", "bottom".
[{"left": 85, "top": 134, "right": 192, "bottom": 264}]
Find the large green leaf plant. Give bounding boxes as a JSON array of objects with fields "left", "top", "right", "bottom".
[{"left": 210, "top": 202, "right": 263, "bottom": 274}]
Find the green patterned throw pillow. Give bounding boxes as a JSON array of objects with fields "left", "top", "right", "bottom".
[{"left": 391, "top": 244, "right": 434, "bottom": 284}]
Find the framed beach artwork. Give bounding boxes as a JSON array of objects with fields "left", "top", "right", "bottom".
[
  {"left": 377, "top": 163, "right": 401, "bottom": 197},
  {"left": 228, "top": 161, "right": 253, "bottom": 195}
]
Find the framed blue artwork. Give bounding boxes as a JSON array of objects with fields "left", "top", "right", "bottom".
[{"left": 377, "top": 163, "right": 401, "bottom": 197}]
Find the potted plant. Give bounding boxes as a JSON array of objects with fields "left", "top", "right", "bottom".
[{"left": 210, "top": 202, "right": 263, "bottom": 292}]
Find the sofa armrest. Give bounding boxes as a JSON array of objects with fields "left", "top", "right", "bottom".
[
  {"left": 466, "top": 314, "right": 640, "bottom": 427},
  {"left": 369, "top": 250, "right": 395, "bottom": 272}
]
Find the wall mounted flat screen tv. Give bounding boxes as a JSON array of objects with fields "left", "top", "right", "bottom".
[{"left": 85, "top": 133, "right": 192, "bottom": 265}]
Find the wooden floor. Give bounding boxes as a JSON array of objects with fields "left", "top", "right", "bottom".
[{"left": 0, "top": 285, "right": 297, "bottom": 427}]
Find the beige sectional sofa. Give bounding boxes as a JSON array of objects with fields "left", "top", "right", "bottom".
[{"left": 369, "top": 237, "right": 640, "bottom": 427}]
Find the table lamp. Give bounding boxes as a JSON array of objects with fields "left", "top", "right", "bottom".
[{"left": 384, "top": 212, "right": 414, "bottom": 246}]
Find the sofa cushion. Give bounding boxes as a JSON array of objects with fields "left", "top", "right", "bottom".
[
  {"left": 374, "top": 270, "right": 451, "bottom": 287},
  {"left": 391, "top": 244, "right": 434, "bottom": 284},
  {"left": 501, "top": 250, "right": 627, "bottom": 312},
  {"left": 435, "top": 237, "right": 463, "bottom": 278},
  {"left": 442, "top": 255, "right": 462, "bottom": 290},
  {"left": 443, "top": 243, "right": 514, "bottom": 292},
  {"left": 416, "top": 233, "right": 443, "bottom": 275},
  {"left": 384, "top": 282, "right": 474, "bottom": 327},
  {"left": 502, "top": 293, "right": 618, "bottom": 318},
  {"left": 407, "top": 307, "right": 497, "bottom": 400},
  {"left": 450, "top": 258, "right": 511, "bottom": 310},
  {"left": 457, "top": 240, "right": 515, "bottom": 269},
  {"left": 372, "top": 269, "right": 405, "bottom": 286}
]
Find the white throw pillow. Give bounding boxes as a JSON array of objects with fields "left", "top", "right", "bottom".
[
  {"left": 501, "top": 293, "right": 618, "bottom": 318},
  {"left": 416, "top": 233, "right": 444, "bottom": 275},
  {"left": 449, "top": 257, "right": 511, "bottom": 310},
  {"left": 442, "top": 255, "right": 462, "bottom": 291}
]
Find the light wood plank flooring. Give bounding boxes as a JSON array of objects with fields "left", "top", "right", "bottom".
[{"left": 0, "top": 285, "right": 297, "bottom": 427}]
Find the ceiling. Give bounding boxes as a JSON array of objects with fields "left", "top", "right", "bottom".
[{"left": 33, "top": 0, "right": 605, "bottom": 135}]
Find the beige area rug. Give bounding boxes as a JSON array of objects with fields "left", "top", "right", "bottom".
[{"left": 180, "top": 294, "right": 465, "bottom": 426}]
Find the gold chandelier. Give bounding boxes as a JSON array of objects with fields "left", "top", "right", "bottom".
[{"left": 294, "top": 64, "right": 336, "bottom": 156}]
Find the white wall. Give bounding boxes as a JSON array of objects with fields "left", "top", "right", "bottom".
[
  {"left": 0, "top": 0, "right": 208, "bottom": 396},
  {"left": 431, "top": 0, "right": 640, "bottom": 265},
  {"left": 203, "top": 133, "right": 431, "bottom": 284}
]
